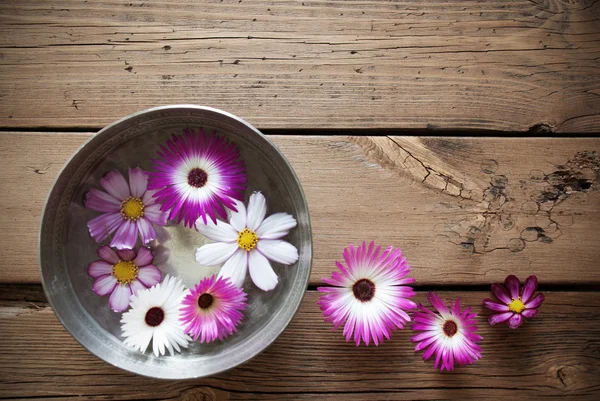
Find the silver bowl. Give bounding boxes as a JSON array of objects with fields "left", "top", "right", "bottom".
[{"left": 39, "top": 105, "right": 312, "bottom": 379}]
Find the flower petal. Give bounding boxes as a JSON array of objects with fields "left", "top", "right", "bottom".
[
  {"left": 87, "top": 213, "right": 122, "bottom": 243},
  {"left": 488, "top": 311, "right": 514, "bottom": 325},
  {"left": 88, "top": 261, "right": 113, "bottom": 278},
  {"left": 137, "top": 217, "right": 157, "bottom": 245},
  {"left": 97, "top": 245, "right": 119, "bottom": 264},
  {"left": 136, "top": 265, "right": 162, "bottom": 287},
  {"left": 109, "top": 284, "right": 132, "bottom": 312},
  {"left": 521, "top": 275, "right": 538, "bottom": 304},
  {"left": 504, "top": 275, "right": 521, "bottom": 300},
  {"left": 132, "top": 246, "right": 154, "bottom": 267},
  {"left": 129, "top": 279, "right": 146, "bottom": 296},
  {"left": 248, "top": 250, "right": 278, "bottom": 291},
  {"left": 195, "top": 218, "right": 238, "bottom": 242},
  {"left": 100, "top": 170, "right": 130, "bottom": 201},
  {"left": 524, "top": 293, "right": 545, "bottom": 309},
  {"left": 491, "top": 283, "right": 512, "bottom": 304},
  {"left": 218, "top": 249, "right": 248, "bottom": 288},
  {"left": 85, "top": 189, "right": 121, "bottom": 213},
  {"left": 246, "top": 192, "right": 267, "bottom": 231},
  {"left": 256, "top": 213, "right": 297, "bottom": 240},
  {"left": 195, "top": 242, "right": 238, "bottom": 266},
  {"left": 256, "top": 239, "right": 299, "bottom": 265},
  {"left": 110, "top": 220, "right": 138, "bottom": 250},
  {"left": 143, "top": 203, "right": 169, "bottom": 226},
  {"left": 128, "top": 167, "right": 148, "bottom": 199},
  {"left": 482, "top": 298, "right": 509, "bottom": 312},
  {"left": 117, "top": 249, "right": 136, "bottom": 262},
  {"left": 92, "top": 274, "right": 117, "bottom": 296},
  {"left": 228, "top": 199, "right": 247, "bottom": 232},
  {"left": 508, "top": 313, "right": 523, "bottom": 329},
  {"left": 522, "top": 308, "right": 539, "bottom": 318}
]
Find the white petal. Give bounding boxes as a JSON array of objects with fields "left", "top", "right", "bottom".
[
  {"left": 195, "top": 242, "right": 238, "bottom": 266},
  {"left": 248, "top": 250, "right": 278, "bottom": 291},
  {"left": 246, "top": 192, "right": 267, "bottom": 231},
  {"left": 195, "top": 218, "right": 238, "bottom": 242},
  {"left": 256, "top": 240, "right": 299, "bottom": 265},
  {"left": 256, "top": 213, "right": 297, "bottom": 239},
  {"left": 228, "top": 199, "right": 247, "bottom": 232},
  {"left": 218, "top": 249, "right": 248, "bottom": 288}
]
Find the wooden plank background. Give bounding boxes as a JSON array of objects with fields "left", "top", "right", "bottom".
[{"left": 0, "top": 0, "right": 599, "bottom": 131}]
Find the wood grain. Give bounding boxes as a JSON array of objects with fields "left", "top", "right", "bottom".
[
  {"left": 0, "top": 290, "right": 598, "bottom": 400},
  {"left": 1, "top": 0, "right": 599, "bottom": 132},
  {"left": 1, "top": 132, "right": 600, "bottom": 285}
]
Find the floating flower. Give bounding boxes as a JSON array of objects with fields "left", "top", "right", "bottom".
[
  {"left": 195, "top": 192, "right": 298, "bottom": 291},
  {"left": 411, "top": 293, "right": 482, "bottom": 371},
  {"left": 483, "top": 275, "right": 545, "bottom": 329},
  {"left": 121, "top": 275, "right": 190, "bottom": 357},
  {"left": 86, "top": 167, "right": 169, "bottom": 250},
  {"left": 148, "top": 128, "right": 247, "bottom": 227},
  {"left": 317, "top": 241, "right": 416, "bottom": 346},
  {"left": 180, "top": 275, "right": 247, "bottom": 343},
  {"left": 88, "top": 245, "right": 162, "bottom": 312}
]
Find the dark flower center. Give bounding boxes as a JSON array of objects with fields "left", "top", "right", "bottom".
[
  {"left": 188, "top": 168, "right": 208, "bottom": 188},
  {"left": 352, "top": 279, "right": 375, "bottom": 302},
  {"left": 145, "top": 307, "right": 165, "bottom": 327},
  {"left": 443, "top": 320, "right": 458, "bottom": 337},
  {"left": 198, "top": 293, "right": 214, "bottom": 309}
]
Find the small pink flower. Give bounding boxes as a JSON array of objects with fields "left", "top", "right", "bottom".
[
  {"left": 483, "top": 275, "right": 545, "bottom": 329},
  {"left": 85, "top": 167, "right": 169, "bottom": 250},
  {"left": 179, "top": 275, "right": 247, "bottom": 343},
  {"left": 89, "top": 245, "right": 162, "bottom": 312},
  {"left": 412, "top": 293, "right": 482, "bottom": 371}
]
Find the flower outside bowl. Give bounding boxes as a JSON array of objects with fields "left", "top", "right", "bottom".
[{"left": 39, "top": 105, "right": 312, "bottom": 379}]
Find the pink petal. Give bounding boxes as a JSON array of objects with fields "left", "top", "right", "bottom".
[
  {"left": 133, "top": 246, "right": 154, "bottom": 267},
  {"left": 92, "top": 274, "right": 117, "bottom": 296},
  {"left": 143, "top": 203, "right": 168, "bottom": 226},
  {"left": 87, "top": 213, "right": 122, "bottom": 243},
  {"left": 504, "top": 275, "right": 521, "bottom": 300},
  {"left": 85, "top": 189, "right": 121, "bottom": 213},
  {"left": 88, "top": 261, "right": 113, "bottom": 278},
  {"left": 483, "top": 298, "right": 509, "bottom": 312},
  {"left": 109, "top": 284, "right": 132, "bottom": 312},
  {"left": 137, "top": 217, "right": 157, "bottom": 245},
  {"left": 522, "top": 308, "right": 539, "bottom": 318},
  {"left": 100, "top": 170, "right": 130, "bottom": 201},
  {"left": 248, "top": 250, "right": 278, "bottom": 291},
  {"left": 97, "top": 245, "right": 119, "bottom": 264},
  {"left": 508, "top": 313, "right": 523, "bottom": 329},
  {"left": 128, "top": 167, "right": 148, "bottom": 198},
  {"left": 137, "top": 265, "right": 162, "bottom": 287},
  {"left": 521, "top": 275, "right": 538, "bottom": 304},
  {"left": 117, "top": 249, "right": 136, "bottom": 261},
  {"left": 491, "top": 283, "right": 512, "bottom": 304},
  {"left": 524, "top": 293, "right": 545, "bottom": 309},
  {"left": 129, "top": 279, "right": 146, "bottom": 296},
  {"left": 110, "top": 220, "right": 138, "bottom": 250},
  {"left": 488, "top": 311, "right": 514, "bottom": 325}
]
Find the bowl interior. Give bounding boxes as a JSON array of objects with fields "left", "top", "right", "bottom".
[{"left": 40, "top": 106, "right": 312, "bottom": 379}]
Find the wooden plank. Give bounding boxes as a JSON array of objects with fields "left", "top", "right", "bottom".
[
  {"left": 1, "top": 132, "right": 600, "bottom": 285},
  {"left": 0, "top": 290, "right": 598, "bottom": 400},
  {"left": 0, "top": 0, "right": 599, "bottom": 132}
]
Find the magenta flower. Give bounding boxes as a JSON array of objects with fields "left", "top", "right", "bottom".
[
  {"left": 88, "top": 245, "right": 162, "bottom": 312},
  {"left": 483, "top": 275, "right": 545, "bottom": 329},
  {"left": 148, "top": 128, "right": 247, "bottom": 227},
  {"left": 317, "top": 241, "right": 416, "bottom": 346},
  {"left": 179, "top": 275, "right": 247, "bottom": 343},
  {"left": 411, "top": 293, "right": 482, "bottom": 371},
  {"left": 85, "top": 167, "right": 169, "bottom": 250}
]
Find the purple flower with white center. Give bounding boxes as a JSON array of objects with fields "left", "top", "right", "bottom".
[
  {"left": 411, "top": 293, "right": 482, "bottom": 371},
  {"left": 85, "top": 167, "right": 169, "bottom": 250},
  {"left": 179, "top": 275, "right": 247, "bottom": 343},
  {"left": 195, "top": 192, "right": 298, "bottom": 291},
  {"left": 483, "top": 275, "right": 545, "bottom": 329},
  {"left": 88, "top": 245, "right": 162, "bottom": 312},
  {"left": 148, "top": 128, "right": 247, "bottom": 227},
  {"left": 317, "top": 241, "right": 417, "bottom": 346}
]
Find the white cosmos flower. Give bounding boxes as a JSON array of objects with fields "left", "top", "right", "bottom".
[
  {"left": 120, "top": 275, "right": 191, "bottom": 357},
  {"left": 195, "top": 192, "right": 299, "bottom": 291}
]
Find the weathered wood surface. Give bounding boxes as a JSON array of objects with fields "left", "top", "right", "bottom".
[
  {"left": 1, "top": 132, "right": 599, "bottom": 285},
  {"left": 0, "top": 289, "right": 598, "bottom": 400},
  {"left": 1, "top": 0, "right": 599, "bottom": 132}
]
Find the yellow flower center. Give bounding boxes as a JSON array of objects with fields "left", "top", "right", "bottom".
[
  {"left": 237, "top": 228, "right": 258, "bottom": 251},
  {"left": 508, "top": 297, "right": 526, "bottom": 313},
  {"left": 112, "top": 260, "right": 138, "bottom": 284},
  {"left": 120, "top": 197, "right": 144, "bottom": 220}
]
